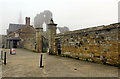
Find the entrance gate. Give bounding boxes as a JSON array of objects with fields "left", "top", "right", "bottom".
[{"left": 42, "top": 36, "right": 48, "bottom": 53}]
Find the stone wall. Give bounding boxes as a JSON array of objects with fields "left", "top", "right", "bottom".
[
  {"left": 7, "top": 25, "right": 36, "bottom": 51},
  {"left": 54, "top": 23, "right": 120, "bottom": 65},
  {"left": 18, "top": 26, "right": 36, "bottom": 51}
]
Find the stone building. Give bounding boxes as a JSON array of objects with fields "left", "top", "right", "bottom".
[
  {"left": 6, "top": 17, "right": 48, "bottom": 52},
  {"left": 6, "top": 17, "right": 36, "bottom": 51}
]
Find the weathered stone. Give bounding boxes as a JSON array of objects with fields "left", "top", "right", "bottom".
[{"left": 54, "top": 23, "right": 120, "bottom": 66}]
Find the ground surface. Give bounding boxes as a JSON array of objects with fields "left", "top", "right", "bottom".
[{"left": 1, "top": 48, "right": 119, "bottom": 77}]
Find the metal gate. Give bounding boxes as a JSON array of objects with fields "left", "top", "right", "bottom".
[{"left": 57, "top": 39, "right": 61, "bottom": 55}]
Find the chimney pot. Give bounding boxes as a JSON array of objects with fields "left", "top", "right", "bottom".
[{"left": 25, "top": 17, "right": 30, "bottom": 25}]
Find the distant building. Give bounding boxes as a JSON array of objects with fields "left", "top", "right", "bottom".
[
  {"left": 6, "top": 17, "right": 36, "bottom": 50},
  {"left": 6, "top": 17, "right": 48, "bottom": 52},
  {"left": 57, "top": 26, "right": 69, "bottom": 33}
]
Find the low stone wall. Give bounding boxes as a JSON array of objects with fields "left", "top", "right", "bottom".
[{"left": 55, "top": 23, "right": 120, "bottom": 66}]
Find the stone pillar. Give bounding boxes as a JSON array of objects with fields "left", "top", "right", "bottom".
[
  {"left": 35, "top": 27, "right": 43, "bottom": 53},
  {"left": 47, "top": 19, "right": 57, "bottom": 54}
]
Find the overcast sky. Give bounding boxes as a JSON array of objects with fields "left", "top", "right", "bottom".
[{"left": 0, "top": 0, "right": 119, "bottom": 35}]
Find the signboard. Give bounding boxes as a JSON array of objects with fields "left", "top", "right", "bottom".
[{"left": 11, "top": 48, "right": 16, "bottom": 55}]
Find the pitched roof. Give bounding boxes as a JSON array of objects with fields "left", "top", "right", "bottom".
[{"left": 7, "top": 24, "right": 26, "bottom": 34}]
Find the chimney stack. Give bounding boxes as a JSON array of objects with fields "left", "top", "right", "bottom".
[{"left": 25, "top": 17, "right": 30, "bottom": 25}]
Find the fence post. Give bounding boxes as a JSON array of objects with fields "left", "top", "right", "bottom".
[
  {"left": 40, "top": 54, "right": 43, "bottom": 68},
  {"left": 1, "top": 50, "right": 3, "bottom": 60},
  {"left": 4, "top": 52, "right": 6, "bottom": 65}
]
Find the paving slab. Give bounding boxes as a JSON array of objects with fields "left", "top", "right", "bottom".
[{"left": 1, "top": 48, "right": 119, "bottom": 77}]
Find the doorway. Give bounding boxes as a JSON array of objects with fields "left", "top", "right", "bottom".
[
  {"left": 57, "top": 39, "right": 61, "bottom": 55},
  {"left": 7, "top": 37, "right": 21, "bottom": 48},
  {"left": 13, "top": 41, "right": 18, "bottom": 48}
]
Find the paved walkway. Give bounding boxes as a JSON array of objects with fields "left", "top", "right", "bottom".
[{"left": 1, "top": 49, "right": 119, "bottom": 77}]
